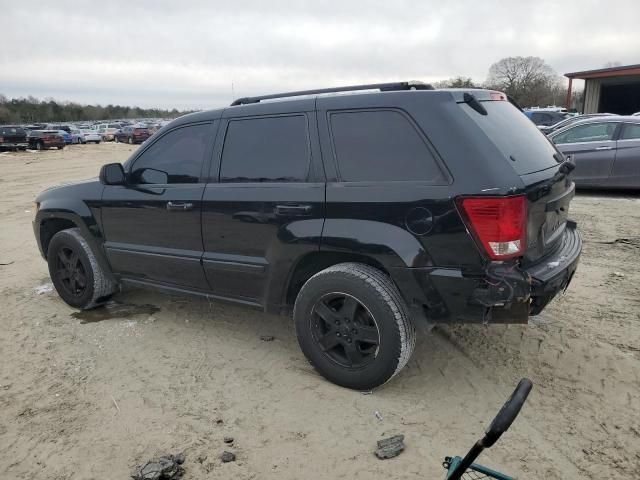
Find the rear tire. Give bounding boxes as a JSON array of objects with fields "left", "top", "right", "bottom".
[
  {"left": 36, "top": 141, "right": 43, "bottom": 151},
  {"left": 128, "top": 137, "right": 133, "bottom": 144},
  {"left": 47, "top": 228, "right": 116, "bottom": 309},
  {"left": 294, "top": 262, "right": 415, "bottom": 390}
]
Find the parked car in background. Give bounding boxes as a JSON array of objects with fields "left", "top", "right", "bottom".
[
  {"left": 524, "top": 109, "right": 569, "bottom": 127},
  {"left": 98, "top": 123, "right": 121, "bottom": 141},
  {"left": 57, "top": 130, "right": 72, "bottom": 144},
  {"left": 539, "top": 113, "right": 616, "bottom": 135},
  {"left": 114, "top": 126, "right": 151, "bottom": 144},
  {"left": 69, "top": 129, "right": 85, "bottom": 144},
  {"left": 0, "top": 125, "right": 29, "bottom": 151},
  {"left": 81, "top": 129, "right": 102, "bottom": 144},
  {"left": 550, "top": 116, "right": 640, "bottom": 189},
  {"left": 28, "top": 130, "right": 65, "bottom": 150}
]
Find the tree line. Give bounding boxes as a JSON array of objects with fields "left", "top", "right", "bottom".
[{"left": 0, "top": 95, "right": 191, "bottom": 124}]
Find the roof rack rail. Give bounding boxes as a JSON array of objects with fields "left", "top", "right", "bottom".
[{"left": 230, "top": 81, "right": 434, "bottom": 106}]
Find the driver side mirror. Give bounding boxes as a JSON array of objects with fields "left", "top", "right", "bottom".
[{"left": 99, "top": 163, "right": 126, "bottom": 185}]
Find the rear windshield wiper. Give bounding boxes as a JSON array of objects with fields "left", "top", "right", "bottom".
[{"left": 462, "top": 93, "right": 488, "bottom": 116}]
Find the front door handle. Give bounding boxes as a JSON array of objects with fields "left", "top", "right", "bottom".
[
  {"left": 595, "top": 146, "right": 613, "bottom": 151},
  {"left": 166, "top": 201, "right": 194, "bottom": 211},
  {"left": 275, "top": 204, "right": 312, "bottom": 215}
]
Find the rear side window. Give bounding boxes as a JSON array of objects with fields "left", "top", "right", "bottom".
[
  {"left": 130, "top": 123, "right": 210, "bottom": 184},
  {"left": 220, "top": 115, "right": 310, "bottom": 182},
  {"left": 329, "top": 110, "right": 445, "bottom": 183},
  {"left": 621, "top": 123, "right": 640, "bottom": 140},
  {"left": 552, "top": 122, "right": 618, "bottom": 144},
  {"left": 462, "top": 101, "right": 561, "bottom": 175}
]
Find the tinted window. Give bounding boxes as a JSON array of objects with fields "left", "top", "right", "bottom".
[
  {"left": 329, "top": 110, "right": 444, "bottom": 182},
  {"left": 220, "top": 115, "right": 310, "bottom": 182},
  {"left": 621, "top": 123, "right": 640, "bottom": 140},
  {"left": 461, "top": 101, "right": 561, "bottom": 175},
  {"left": 553, "top": 122, "right": 618, "bottom": 144},
  {"left": 130, "top": 123, "right": 210, "bottom": 184}
]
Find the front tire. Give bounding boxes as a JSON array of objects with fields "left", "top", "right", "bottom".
[
  {"left": 47, "top": 228, "right": 116, "bottom": 309},
  {"left": 294, "top": 263, "right": 415, "bottom": 390}
]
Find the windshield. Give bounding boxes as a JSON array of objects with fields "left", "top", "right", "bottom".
[{"left": 461, "top": 100, "right": 562, "bottom": 175}]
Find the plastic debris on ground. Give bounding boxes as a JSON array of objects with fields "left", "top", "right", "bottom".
[
  {"left": 374, "top": 435, "right": 405, "bottom": 460},
  {"left": 34, "top": 283, "right": 53, "bottom": 295},
  {"left": 131, "top": 453, "right": 185, "bottom": 480}
]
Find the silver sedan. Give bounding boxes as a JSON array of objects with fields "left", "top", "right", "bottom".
[{"left": 549, "top": 116, "right": 640, "bottom": 189}]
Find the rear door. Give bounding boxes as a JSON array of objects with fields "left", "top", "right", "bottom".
[
  {"left": 101, "top": 122, "right": 216, "bottom": 290},
  {"left": 608, "top": 122, "right": 640, "bottom": 188},
  {"left": 551, "top": 121, "right": 620, "bottom": 186},
  {"left": 201, "top": 102, "right": 325, "bottom": 305}
]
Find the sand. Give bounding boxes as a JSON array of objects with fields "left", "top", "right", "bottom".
[{"left": 1, "top": 143, "right": 639, "bottom": 479}]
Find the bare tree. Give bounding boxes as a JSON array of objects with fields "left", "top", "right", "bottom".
[{"left": 485, "top": 56, "right": 563, "bottom": 107}]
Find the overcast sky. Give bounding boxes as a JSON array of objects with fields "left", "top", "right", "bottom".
[{"left": 1, "top": 0, "right": 638, "bottom": 110}]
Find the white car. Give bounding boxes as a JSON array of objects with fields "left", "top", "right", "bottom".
[
  {"left": 81, "top": 129, "right": 102, "bottom": 144},
  {"left": 98, "top": 123, "right": 122, "bottom": 141}
]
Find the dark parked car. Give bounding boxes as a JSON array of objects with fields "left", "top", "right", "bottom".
[
  {"left": 525, "top": 110, "right": 569, "bottom": 127},
  {"left": 0, "top": 125, "right": 29, "bottom": 151},
  {"left": 550, "top": 116, "right": 640, "bottom": 189},
  {"left": 114, "top": 126, "right": 151, "bottom": 144},
  {"left": 33, "top": 82, "right": 581, "bottom": 389},
  {"left": 28, "top": 130, "right": 65, "bottom": 150},
  {"left": 538, "top": 113, "right": 615, "bottom": 135}
]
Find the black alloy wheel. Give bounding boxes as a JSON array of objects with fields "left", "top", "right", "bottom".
[
  {"left": 310, "top": 292, "right": 380, "bottom": 369},
  {"left": 54, "top": 246, "right": 88, "bottom": 298}
]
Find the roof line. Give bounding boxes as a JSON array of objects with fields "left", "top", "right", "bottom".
[{"left": 565, "top": 63, "right": 640, "bottom": 78}]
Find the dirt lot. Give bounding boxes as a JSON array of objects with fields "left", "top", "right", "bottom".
[{"left": 0, "top": 144, "right": 639, "bottom": 479}]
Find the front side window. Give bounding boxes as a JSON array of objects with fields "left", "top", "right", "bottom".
[
  {"left": 552, "top": 122, "right": 618, "bottom": 144},
  {"left": 220, "top": 115, "right": 310, "bottom": 182},
  {"left": 130, "top": 123, "right": 210, "bottom": 184},
  {"left": 621, "top": 123, "right": 640, "bottom": 140},
  {"left": 329, "top": 109, "right": 445, "bottom": 183}
]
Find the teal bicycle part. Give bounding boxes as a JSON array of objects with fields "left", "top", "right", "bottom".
[{"left": 443, "top": 378, "right": 533, "bottom": 480}]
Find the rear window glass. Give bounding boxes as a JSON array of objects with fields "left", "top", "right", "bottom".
[
  {"left": 462, "top": 101, "right": 561, "bottom": 175},
  {"left": 0, "top": 127, "right": 25, "bottom": 135},
  {"left": 329, "top": 110, "right": 446, "bottom": 183}
]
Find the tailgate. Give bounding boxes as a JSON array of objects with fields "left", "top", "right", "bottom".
[{"left": 520, "top": 166, "right": 575, "bottom": 264}]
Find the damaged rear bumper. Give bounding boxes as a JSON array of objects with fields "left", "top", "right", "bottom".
[{"left": 391, "top": 221, "right": 581, "bottom": 325}]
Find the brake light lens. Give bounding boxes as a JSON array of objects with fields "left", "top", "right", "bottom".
[
  {"left": 489, "top": 91, "right": 507, "bottom": 101},
  {"left": 457, "top": 195, "right": 527, "bottom": 260}
]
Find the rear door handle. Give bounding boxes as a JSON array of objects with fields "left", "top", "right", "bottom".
[
  {"left": 595, "top": 146, "right": 613, "bottom": 151},
  {"left": 275, "top": 204, "right": 312, "bottom": 215},
  {"left": 166, "top": 201, "right": 194, "bottom": 211}
]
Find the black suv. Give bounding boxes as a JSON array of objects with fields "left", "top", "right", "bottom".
[
  {"left": 0, "top": 125, "right": 28, "bottom": 151},
  {"left": 33, "top": 82, "right": 581, "bottom": 390}
]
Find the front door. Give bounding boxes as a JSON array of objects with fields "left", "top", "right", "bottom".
[
  {"left": 101, "top": 122, "right": 216, "bottom": 290},
  {"left": 201, "top": 108, "right": 325, "bottom": 305},
  {"left": 552, "top": 121, "right": 620, "bottom": 186}
]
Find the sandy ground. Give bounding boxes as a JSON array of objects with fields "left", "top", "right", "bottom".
[{"left": 0, "top": 143, "right": 639, "bottom": 480}]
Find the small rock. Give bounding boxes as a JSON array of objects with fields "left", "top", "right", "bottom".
[
  {"left": 260, "top": 335, "right": 275, "bottom": 342},
  {"left": 374, "top": 410, "right": 383, "bottom": 421},
  {"left": 215, "top": 419, "right": 224, "bottom": 425},
  {"left": 221, "top": 451, "right": 236, "bottom": 463},
  {"left": 196, "top": 455, "right": 207, "bottom": 464},
  {"left": 612, "top": 271, "right": 625, "bottom": 278},
  {"left": 374, "top": 434, "right": 405, "bottom": 460},
  {"left": 223, "top": 436, "right": 234, "bottom": 444}
]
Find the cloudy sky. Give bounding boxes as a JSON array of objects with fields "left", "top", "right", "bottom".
[{"left": 1, "top": 0, "right": 638, "bottom": 110}]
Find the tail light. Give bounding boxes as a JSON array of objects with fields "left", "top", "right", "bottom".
[{"left": 457, "top": 195, "right": 527, "bottom": 260}]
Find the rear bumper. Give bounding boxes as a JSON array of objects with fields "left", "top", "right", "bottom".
[
  {"left": 391, "top": 222, "right": 581, "bottom": 324},
  {"left": 0, "top": 142, "right": 28, "bottom": 149}
]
